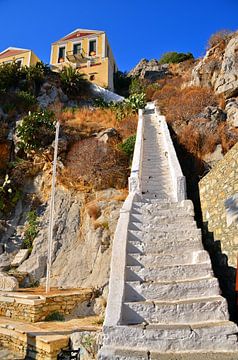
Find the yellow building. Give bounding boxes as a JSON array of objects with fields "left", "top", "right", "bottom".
[
  {"left": 0, "top": 47, "right": 40, "bottom": 67},
  {"left": 50, "top": 28, "right": 118, "bottom": 90}
]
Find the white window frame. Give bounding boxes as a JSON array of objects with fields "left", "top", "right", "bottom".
[
  {"left": 58, "top": 45, "right": 66, "bottom": 63},
  {"left": 72, "top": 41, "right": 82, "bottom": 55},
  {"left": 88, "top": 37, "right": 98, "bottom": 57}
]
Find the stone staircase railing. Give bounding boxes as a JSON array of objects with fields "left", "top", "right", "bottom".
[
  {"left": 128, "top": 109, "right": 144, "bottom": 193},
  {"left": 154, "top": 106, "right": 186, "bottom": 201}
]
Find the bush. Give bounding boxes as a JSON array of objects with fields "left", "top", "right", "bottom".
[
  {"left": 45, "top": 311, "right": 65, "bottom": 321},
  {"left": 0, "top": 61, "right": 49, "bottom": 95},
  {"left": 22, "top": 210, "right": 38, "bottom": 252},
  {"left": 0, "top": 62, "right": 23, "bottom": 91},
  {"left": 63, "top": 137, "right": 128, "bottom": 190},
  {"left": 207, "top": 30, "right": 232, "bottom": 49},
  {"left": 60, "top": 66, "right": 89, "bottom": 98},
  {"left": 17, "top": 110, "right": 56, "bottom": 151},
  {"left": 124, "top": 93, "right": 146, "bottom": 112},
  {"left": 158, "top": 52, "right": 194, "bottom": 64},
  {"left": 129, "top": 77, "right": 146, "bottom": 95},
  {"left": 0, "top": 174, "right": 22, "bottom": 214},
  {"left": 119, "top": 135, "right": 136, "bottom": 159}
]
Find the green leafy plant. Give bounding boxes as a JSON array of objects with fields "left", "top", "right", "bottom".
[
  {"left": 158, "top": 52, "right": 194, "bottom": 64},
  {"left": 22, "top": 210, "right": 39, "bottom": 251},
  {"left": 45, "top": 311, "right": 65, "bottom": 321},
  {"left": 17, "top": 110, "right": 56, "bottom": 151},
  {"left": 0, "top": 62, "right": 23, "bottom": 91},
  {"left": 129, "top": 77, "right": 146, "bottom": 95},
  {"left": 60, "top": 66, "right": 89, "bottom": 98},
  {"left": 80, "top": 334, "right": 98, "bottom": 357},
  {"left": 119, "top": 135, "right": 136, "bottom": 159},
  {"left": 125, "top": 93, "right": 146, "bottom": 112}
]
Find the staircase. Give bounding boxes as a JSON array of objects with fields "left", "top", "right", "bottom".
[{"left": 99, "top": 105, "right": 238, "bottom": 359}]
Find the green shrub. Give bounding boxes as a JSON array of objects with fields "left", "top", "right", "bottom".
[
  {"left": 119, "top": 135, "right": 136, "bottom": 159},
  {"left": 158, "top": 52, "right": 194, "bottom": 64},
  {"left": 23, "top": 62, "right": 49, "bottom": 95},
  {"left": 45, "top": 311, "right": 65, "bottom": 322},
  {"left": 129, "top": 77, "right": 146, "bottom": 95},
  {"left": 60, "top": 66, "right": 89, "bottom": 98},
  {"left": 16, "top": 91, "right": 37, "bottom": 111},
  {"left": 0, "top": 61, "right": 49, "bottom": 95},
  {"left": 22, "top": 210, "right": 38, "bottom": 252},
  {"left": 94, "top": 97, "right": 110, "bottom": 108},
  {"left": 125, "top": 93, "right": 146, "bottom": 111},
  {"left": 0, "top": 62, "right": 23, "bottom": 91},
  {"left": 0, "top": 174, "right": 22, "bottom": 213},
  {"left": 17, "top": 110, "right": 56, "bottom": 151}
]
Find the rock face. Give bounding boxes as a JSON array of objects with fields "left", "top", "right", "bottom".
[
  {"left": 190, "top": 32, "right": 238, "bottom": 98},
  {"left": 37, "top": 83, "right": 68, "bottom": 108},
  {"left": 18, "top": 187, "right": 122, "bottom": 289},
  {"left": 225, "top": 98, "right": 238, "bottom": 127},
  {"left": 129, "top": 59, "right": 171, "bottom": 81},
  {"left": 0, "top": 272, "right": 18, "bottom": 291}
]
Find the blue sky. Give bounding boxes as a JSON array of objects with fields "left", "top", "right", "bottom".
[{"left": 0, "top": 0, "right": 237, "bottom": 71}]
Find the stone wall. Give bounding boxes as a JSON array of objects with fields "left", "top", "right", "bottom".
[
  {"left": 0, "top": 289, "right": 91, "bottom": 322},
  {"left": 199, "top": 142, "right": 238, "bottom": 268}
]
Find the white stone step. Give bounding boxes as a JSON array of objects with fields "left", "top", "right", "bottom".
[
  {"left": 128, "top": 228, "right": 202, "bottom": 240},
  {"left": 102, "top": 321, "right": 238, "bottom": 351},
  {"left": 125, "top": 277, "right": 220, "bottom": 301},
  {"left": 126, "top": 263, "right": 214, "bottom": 282},
  {"left": 127, "top": 230, "right": 203, "bottom": 253},
  {"left": 128, "top": 221, "right": 197, "bottom": 232},
  {"left": 127, "top": 250, "right": 210, "bottom": 267},
  {"left": 123, "top": 296, "right": 229, "bottom": 324},
  {"left": 130, "top": 213, "right": 195, "bottom": 225}
]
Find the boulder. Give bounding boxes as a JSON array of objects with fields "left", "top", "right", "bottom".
[
  {"left": 11, "top": 249, "right": 30, "bottom": 267},
  {"left": 215, "top": 35, "right": 238, "bottom": 98},
  {"left": 189, "top": 32, "right": 238, "bottom": 99},
  {"left": 129, "top": 59, "right": 171, "bottom": 80},
  {"left": 96, "top": 128, "right": 118, "bottom": 143},
  {"left": 225, "top": 98, "right": 238, "bottom": 128},
  {"left": 0, "top": 272, "right": 18, "bottom": 291}
]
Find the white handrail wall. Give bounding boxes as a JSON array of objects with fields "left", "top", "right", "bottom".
[
  {"left": 104, "top": 109, "right": 144, "bottom": 327},
  {"left": 129, "top": 109, "right": 144, "bottom": 193},
  {"left": 155, "top": 106, "right": 186, "bottom": 202}
]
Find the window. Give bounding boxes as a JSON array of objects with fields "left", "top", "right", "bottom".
[
  {"left": 16, "top": 59, "right": 22, "bottom": 67},
  {"left": 107, "top": 45, "right": 110, "bottom": 57},
  {"left": 73, "top": 43, "right": 81, "bottom": 55},
  {"left": 89, "top": 74, "right": 95, "bottom": 81},
  {"left": 89, "top": 40, "right": 97, "bottom": 56},
  {"left": 58, "top": 46, "right": 65, "bottom": 63}
]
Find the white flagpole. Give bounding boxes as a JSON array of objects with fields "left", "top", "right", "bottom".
[{"left": 46, "top": 121, "right": 60, "bottom": 293}]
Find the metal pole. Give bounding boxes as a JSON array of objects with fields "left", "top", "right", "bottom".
[{"left": 46, "top": 121, "right": 60, "bottom": 293}]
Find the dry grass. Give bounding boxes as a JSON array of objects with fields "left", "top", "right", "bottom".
[
  {"left": 178, "top": 123, "right": 219, "bottom": 158},
  {"left": 86, "top": 202, "right": 101, "bottom": 220},
  {"left": 61, "top": 107, "right": 138, "bottom": 140},
  {"left": 62, "top": 137, "right": 128, "bottom": 191},
  {"left": 154, "top": 86, "right": 219, "bottom": 126}
]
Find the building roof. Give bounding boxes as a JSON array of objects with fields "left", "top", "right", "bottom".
[
  {"left": 53, "top": 28, "right": 104, "bottom": 44},
  {"left": 0, "top": 47, "right": 30, "bottom": 60}
]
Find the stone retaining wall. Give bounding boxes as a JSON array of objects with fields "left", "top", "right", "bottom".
[
  {"left": 199, "top": 142, "right": 238, "bottom": 268},
  {"left": 0, "top": 290, "right": 91, "bottom": 322}
]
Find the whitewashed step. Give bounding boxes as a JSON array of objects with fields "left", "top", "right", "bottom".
[
  {"left": 123, "top": 296, "right": 229, "bottom": 324},
  {"left": 128, "top": 221, "right": 197, "bottom": 232},
  {"left": 127, "top": 250, "right": 210, "bottom": 267},
  {"left": 126, "top": 263, "right": 214, "bottom": 282},
  {"left": 128, "top": 228, "right": 202, "bottom": 240},
  {"left": 102, "top": 321, "right": 238, "bottom": 351},
  {"left": 125, "top": 277, "right": 220, "bottom": 301}
]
